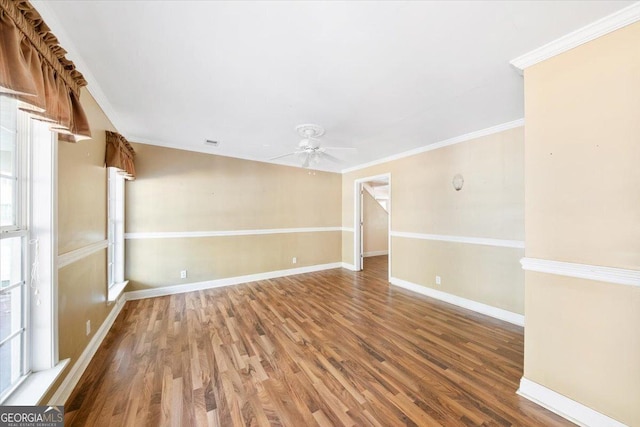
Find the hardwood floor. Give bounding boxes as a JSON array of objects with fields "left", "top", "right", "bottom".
[{"left": 64, "top": 256, "right": 573, "bottom": 426}]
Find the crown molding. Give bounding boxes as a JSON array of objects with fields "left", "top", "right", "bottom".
[
  {"left": 521, "top": 257, "right": 640, "bottom": 288},
  {"left": 128, "top": 136, "right": 340, "bottom": 174},
  {"left": 341, "top": 119, "right": 524, "bottom": 174},
  {"left": 510, "top": 2, "right": 640, "bottom": 72}
]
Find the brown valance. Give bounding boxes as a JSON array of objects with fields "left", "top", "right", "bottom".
[
  {"left": 105, "top": 131, "right": 136, "bottom": 180},
  {"left": 0, "top": 0, "right": 91, "bottom": 141}
]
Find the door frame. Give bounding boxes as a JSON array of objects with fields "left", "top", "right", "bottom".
[{"left": 353, "top": 173, "right": 391, "bottom": 279}]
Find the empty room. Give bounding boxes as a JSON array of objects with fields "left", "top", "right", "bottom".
[{"left": 0, "top": 1, "right": 638, "bottom": 426}]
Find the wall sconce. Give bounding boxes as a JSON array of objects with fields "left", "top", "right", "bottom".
[{"left": 452, "top": 174, "right": 464, "bottom": 191}]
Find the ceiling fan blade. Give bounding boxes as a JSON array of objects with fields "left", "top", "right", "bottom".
[
  {"left": 269, "top": 151, "right": 298, "bottom": 160},
  {"left": 319, "top": 152, "right": 343, "bottom": 164},
  {"left": 322, "top": 146, "right": 357, "bottom": 151}
]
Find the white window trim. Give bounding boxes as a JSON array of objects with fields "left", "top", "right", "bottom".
[
  {"left": 1, "top": 108, "right": 68, "bottom": 405},
  {"left": 107, "top": 167, "right": 126, "bottom": 303}
]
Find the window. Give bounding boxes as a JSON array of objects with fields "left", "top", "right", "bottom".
[
  {"left": 107, "top": 167, "right": 126, "bottom": 301},
  {"left": 0, "top": 95, "right": 61, "bottom": 404},
  {"left": 0, "top": 95, "right": 27, "bottom": 401}
]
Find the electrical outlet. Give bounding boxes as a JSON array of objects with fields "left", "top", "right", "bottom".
[
  {"left": 292, "top": 257, "right": 297, "bottom": 264},
  {"left": 86, "top": 320, "right": 91, "bottom": 336},
  {"left": 435, "top": 276, "right": 441, "bottom": 285},
  {"left": 180, "top": 270, "right": 188, "bottom": 279}
]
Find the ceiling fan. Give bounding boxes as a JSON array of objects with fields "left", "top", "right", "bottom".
[{"left": 270, "top": 124, "right": 355, "bottom": 168}]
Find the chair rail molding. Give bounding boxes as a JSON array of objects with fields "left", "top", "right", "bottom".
[
  {"left": 125, "top": 227, "right": 343, "bottom": 240},
  {"left": 58, "top": 240, "right": 109, "bottom": 269},
  {"left": 391, "top": 231, "right": 525, "bottom": 249},
  {"left": 521, "top": 257, "right": 640, "bottom": 288}
]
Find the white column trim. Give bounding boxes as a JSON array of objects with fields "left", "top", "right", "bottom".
[
  {"left": 57, "top": 240, "right": 109, "bottom": 269},
  {"left": 391, "top": 231, "right": 525, "bottom": 249},
  {"left": 517, "top": 378, "right": 627, "bottom": 427},
  {"left": 521, "top": 257, "right": 640, "bottom": 288},
  {"left": 510, "top": 2, "right": 640, "bottom": 72},
  {"left": 389, "top": 277, "right": 524, "bottom": 326},
  {"left": 124, "top": 227, "right": 343, "bottom": 240}
]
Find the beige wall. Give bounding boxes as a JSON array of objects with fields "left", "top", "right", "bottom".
[
  {"left": 126, "top": 144, "right": 342, "bottom": 290},
  {"left": 127, "top": 232, "right": 340, "bottom": 289},
  {"left": 45, "top": 89, "right": 117, "bottom": 403},
  {"left": 393, "top": 238, "right": 523, "bottom": 313},
  {"left": 523, "top": 22, "right": 640, "bottom": 425},
  {"left": 363, "top": 191, "right": 388, "bottom": 255},
  {"left": 343, "top": 126, "right": 525, "bottom": 314},
  {"left": 58, "top": 93, "right": 111, "bottom": 253}
]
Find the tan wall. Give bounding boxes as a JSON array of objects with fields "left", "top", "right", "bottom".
[
  {"left": 363, "top": 191, "right": 388, "bottom": 255},
  {"left": 342, "top": 126, "right": 524, "bottom": 313},
  {"left": 393, "top": 238, "right": 524, "bottom": 313},
  {"left": 525, "top": 273, "right": 640, "bottom": 423},
  {"left": 342, "top": 231, "right": 354, "bottom": 266},
  {"left": 523, "top": 22, "right": 640, "bottom": 425},
  {"left": 127, "top": 232, "right": 340, "bottom": 290},
  {"left": 126, "top": 144, "right": 342, "bottom": 290},
  {"left": 46, "top": 89, "right": 117, "bottom": 403},
  {"left": 58, "top": 93, "right": 111, "bottom": 253},
  {"left": 58, "top": 250, "right": 108, "bottom": 364}
]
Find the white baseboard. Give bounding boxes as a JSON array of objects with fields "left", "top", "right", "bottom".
[
  {"left": 48, "top": 294, "right": 127, "bottom": 405},
  {"left": 517, "top": 378, "right": 627, "bottom": 427},
  {"left": 341, "top": 262, "right": 358, "bottom": 271},
  {"left": 125, "top": 262, "right": 344, "bottom": 300},
  {"left": 364, "top": 250, "right": 389, "bottom": 257},
  {"left": 389, "top": 276, "right": 524, "bottom": 326}
]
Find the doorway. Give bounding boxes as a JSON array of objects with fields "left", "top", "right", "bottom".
[{"left": 354, "top": 173, "right": 391, "bottom": 279}]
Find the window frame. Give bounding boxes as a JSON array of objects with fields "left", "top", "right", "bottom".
[
  {"left": 0, "top": 96, "right": 67, "bottom": 405},
  {"left": 107, "top": 167, "right": 126, "bottom": 302},
  {"left": 0, "top": 97, "right": 30, "bottom": 401}
]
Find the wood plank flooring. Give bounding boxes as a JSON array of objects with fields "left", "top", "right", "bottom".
[{"left": 64, "top": 256, "right": 573, "bottom": 426}]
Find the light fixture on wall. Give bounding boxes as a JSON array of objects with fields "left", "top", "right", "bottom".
[{"left": 452, "top": 174, "right": 464, "bottom": 191}]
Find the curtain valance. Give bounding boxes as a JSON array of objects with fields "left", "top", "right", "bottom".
[
  {"left": 0, "top": 0, "right": 91, "bottom": 142},
  {"left": 105, "top": 131, "right": 136, "bottom": 180}
]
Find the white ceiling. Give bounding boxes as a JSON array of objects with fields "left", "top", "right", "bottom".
[{"left": 33, "top": 1, "right": 633, "bottom": 172}]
